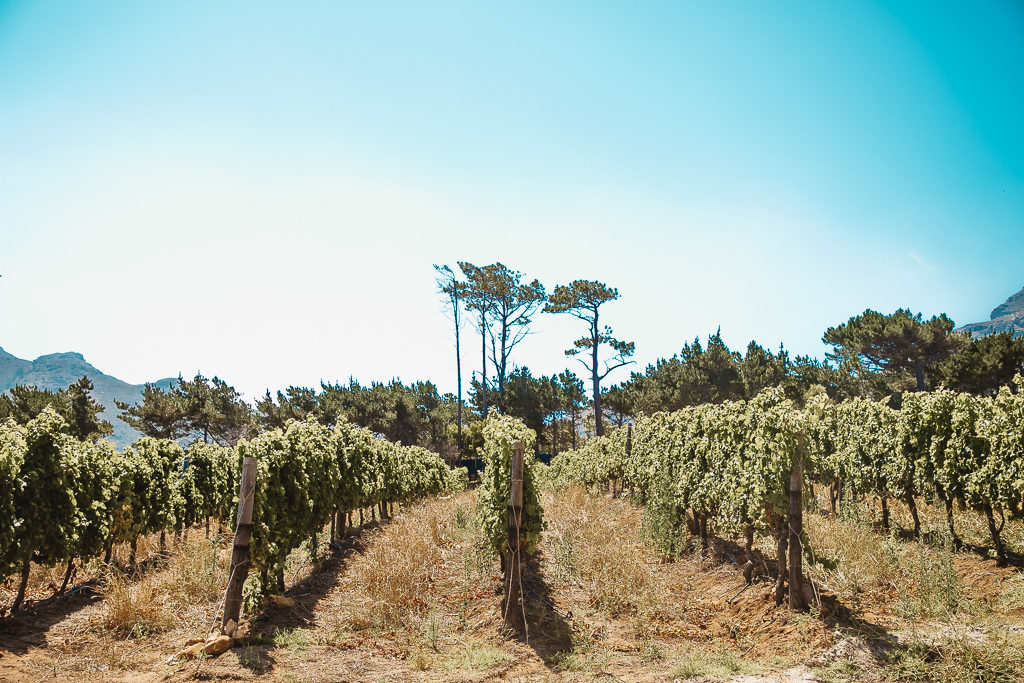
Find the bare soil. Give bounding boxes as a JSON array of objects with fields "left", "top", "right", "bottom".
[{"left": 2, "top": 490, "right": 1023, "bottom": 682}]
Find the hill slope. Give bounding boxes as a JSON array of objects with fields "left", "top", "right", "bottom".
[
  {"left": 0, "top": 347, "right": 175, "bottom": 445},
  {"left": 958, "top": 284, "right": 1024, "bottom": 338}
]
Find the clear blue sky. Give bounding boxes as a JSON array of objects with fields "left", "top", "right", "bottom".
[{"left": 1, "top": 1, "right": 1022, "bottom": 399}]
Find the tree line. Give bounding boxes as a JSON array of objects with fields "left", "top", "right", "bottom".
[
  {"left": 434, "top": 263, "right": 1023, "bottom": 456},
  {"left": 608, "top": 308, "right": 1023, "bottom": 420},
  {"left": 2, "top": 272, "right": 1020, "bottom": 459}
]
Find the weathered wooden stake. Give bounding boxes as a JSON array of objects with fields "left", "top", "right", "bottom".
[
  {"left": 788, "top": 433, "right": 807, "bottom": 610},
  {"left": 222, "top": 456, "right": 256, "bottom": 630},
  {"left": 503, "top": 442, "right": 525, "bottom": 632}
]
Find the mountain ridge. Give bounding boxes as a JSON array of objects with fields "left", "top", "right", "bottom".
[
  {"left": 0, "top": 346, "right": 176, "bottom": 445},
  {"left": 958, "top": 285, "right": 1024, "bottom": 339}
]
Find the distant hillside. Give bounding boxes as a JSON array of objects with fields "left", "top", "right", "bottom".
[
  {"left": 0, "top": 347, "right": 175, "bottom": 445},
  {"left": 958, "top": 285, "right": 1024, "bottom": 338}
]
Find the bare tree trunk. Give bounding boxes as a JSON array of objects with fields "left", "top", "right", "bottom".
[
  {"left": 938, "top": 488, "right": 961, "bottom": 548},
  {"left": 984, "top": 503, "right": 1007, "bottom": 566},
  {"left": 58, "top": 558, "right": 75, "bottom": 595},
  {"left": 591, "top": 327, "right": 604, "bottom": 437},
  {"left": 773, "top": 515, "right": 787, "bottom": 606},
  {"left": 455, "top": 293, "right": 463, "bottom": 453},
  {"left": 480, "top": 312, "right": 489, "bottom": 414},
  {"left": 905, "top": 491, "right": 921, "bottom": 538},
  {"left": 12, "top": 559, "right": 31, "bottom": 613},
  {"left": 914, "top": 362, "right": 926, "bottom": 392}
]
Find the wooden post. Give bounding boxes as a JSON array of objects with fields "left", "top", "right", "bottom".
[
  {"left": 788, "top": 433, "right": 806, "bottom": 609},
  {"left": 503, "top": 442, "right": 525, "bottom": 632},
  {"left": 222, "top": 457, "right": 256, "bottom": 630}
]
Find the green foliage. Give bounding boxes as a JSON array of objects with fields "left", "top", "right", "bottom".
[
  {"left": 236, "top": 417, "right": 462, "bottom": 590},
  {"left": 823, "top": 308, "right": 964, "bottom": 392},
  {"left": 117, "top": 373, "right": 251, "bottom": 445},
  {"left": 476, "top": 412, "right": 544, "bottom": 555},
  {"left": 1, "top": 406, "right": 463, "bottom": 602},
  {"left": 544, "top": 279, "right": 634, "bottom": 436},
  {"left": 0, "top": 420, "right": 27, "bottom": 578},
  {"left": 63, "top": 437, "right": 119, "bottom": 563},
  {"left": 178, "top": 441, "right": 236, "bottom": 529},
  {"left": 556, "top": 379, "right": 1024, "bottom": 564},
  {"left": 177, "top": 373, "right": 253, "bottom": 445},
  {"left": 936, "top": 331, "right": 1024, "bottom": 395},
  {"left": 115, "top": 382, "right": 189, "bottom": 440},
  {"left": 5, "top": 409, "right": 79, "bottom": 571},
  {"left": 458, "top": 261, "right": 546, "bottom": 400},
  {"left": 0, "top": 377, "right": 112, "bottom": 442},
  {"left": 257, "top": 379, "right": 460, "bottom": 455}
]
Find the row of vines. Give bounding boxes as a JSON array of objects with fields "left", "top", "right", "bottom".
[
  {"left": 551, "top": 378, "right": 1024, "bottom": 569},
  {"left": 0, "top": 407, "right": 466, "bottom": 613}
]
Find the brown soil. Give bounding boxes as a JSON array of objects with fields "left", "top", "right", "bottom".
[{"left": 1, "top": 491, "right": 1021, "bottom": 682}]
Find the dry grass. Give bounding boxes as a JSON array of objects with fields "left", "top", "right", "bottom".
[
  {"left": 543, "top": 486, "right": 665, "bottom": 618},
  {"left": 99, "top": 534, "right": 228, "bottom": 636},
  {"left": 802, "top": 494, "right": 997, "bottom": 621},
  {"left": 803, "top": 510, "right": 903, "bottom": 610},
  {"left": 885, "top": 630, "right": 1024, "bottom": 682},
  {"left": 100, "top": 570, "right": 177, "bottom": 636},
  {"left": 340, "top": 496, "right": 458, "bottom": 627}
]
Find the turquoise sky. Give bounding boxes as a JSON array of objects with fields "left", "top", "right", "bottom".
[{"left": 1, "top": 1, "right": 1022, "bottom": 398}]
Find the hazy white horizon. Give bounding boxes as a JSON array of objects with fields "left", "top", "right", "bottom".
[{"left": 2, "top": 1, "right": 1022, "bottom": 400}]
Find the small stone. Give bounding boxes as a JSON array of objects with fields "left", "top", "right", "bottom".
[
  {"left": 270, "top": 595, "right": 296, "bottom": 608},
  {"left": 201, "top": 635, "right": 234, "bottom": 656},
  {"left": 173, "top": 641, "right": 205, "bottom": 661},
  {"left": 223, "top": 619, "right": 238, "bottom": 638}
]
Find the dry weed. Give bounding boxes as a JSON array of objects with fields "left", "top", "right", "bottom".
[
  {"left": 543, "top": 486, "right": 664, "bottom": 618},
  {"left": 804, "top": 511, "right": 901, "bottom": 608},
  {"left": 342, "top": 497, "right": 457, "bottom": 627},
  {"left": 99, "top": 534, "right": 228, "bottom": 635},
  {"left": 100, "top": 571, "right": 175, "bottom": 636}
]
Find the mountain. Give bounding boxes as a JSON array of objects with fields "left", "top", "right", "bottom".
[
  {"left": 0, "top": 347, "right": 176, "bottom": 445},
  {"left": 958, "top": 285, "right": 1024, "bottom": 339}
]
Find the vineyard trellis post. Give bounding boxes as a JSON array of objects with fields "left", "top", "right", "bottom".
[
  {"left": 788, "top": 432, "right": 807, "bottom": 610},
  {"left": 503, "top": 441, "right": 525, "bottom": 632},
  {"left": 222, "top": 456, "right": 256, "bottom": 629}
]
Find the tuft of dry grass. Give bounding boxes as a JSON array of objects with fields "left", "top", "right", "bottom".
[
  {"left": 151, "top": 534, "right": 227, "bottom": 608},
  {"left": 543, "top": 486, "right": 665, "bottom": 618},
  {"left": 803, "top": 510, "right": 903, "bottom": 609},
  {"left": 342, "top": 497, "right": 457, "bottom": 627},
  {"left": 100, "top": 571, "right": 176, "bottom": 636},
  {"left": 886, "top": 630, "right": 1024, "bottom": 682},
  {"left": 99, "top": 534, "right": 228, "bottom": 635},
  {"left": 804, "top": 500, "right": 971, "bottom": 620}
]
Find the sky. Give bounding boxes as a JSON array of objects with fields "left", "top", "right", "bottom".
[{"left": 1, "top": 1, "right": 1022, "bottom": 400}]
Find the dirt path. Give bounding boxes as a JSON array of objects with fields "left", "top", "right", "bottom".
[{"left": 3, "top": 488, "right": 1023, "bottom": 681}]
